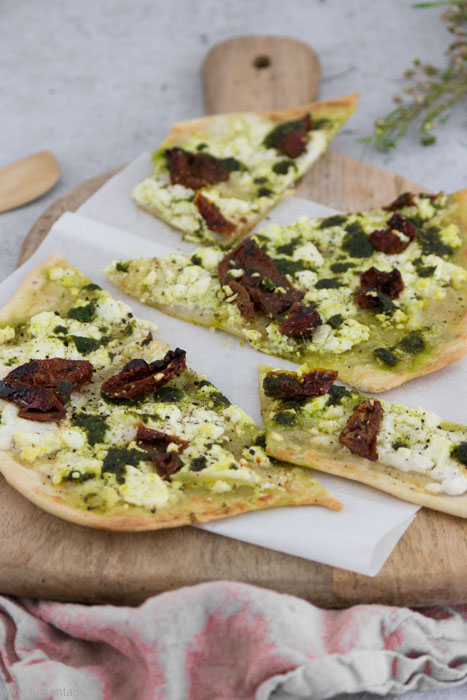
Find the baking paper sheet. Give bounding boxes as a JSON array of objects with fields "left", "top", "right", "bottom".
[{"left": 0, "top": 150, "right": 433, "bottom": 576}]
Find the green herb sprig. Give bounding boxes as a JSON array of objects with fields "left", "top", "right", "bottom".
[{"left": 364, "top": 1, "right": 467, "bottom": 151}]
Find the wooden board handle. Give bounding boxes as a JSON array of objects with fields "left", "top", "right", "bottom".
[{"left": 202, "top": 36, "right": 321, "bottom": 114}]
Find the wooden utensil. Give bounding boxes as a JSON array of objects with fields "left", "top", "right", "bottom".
[
  {"left": 5, "top": 37, "right": 459, "bottom": 610},
  {"left": 0, "top": 151, "right": 60, "bottom": 213},
  {"left": 203, "top": 35, "right": 322, "bottom": 112}
]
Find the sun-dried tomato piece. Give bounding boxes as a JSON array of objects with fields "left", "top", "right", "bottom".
[
  {"left": 151, "top": 452, "right": 183, "bottom": 480},
  {"left": 136, "top": 423, "right": 188, "bottom": 480},
  {"left": 266, "top": 114, "right": 313, "bottom": 158},
  {"left": 4, "top": 358, "right": 94, "bottom": 403},
  {"left": 383, "top": 192, "right": 416, "bottom": 211},
  {"left": 228, "top": 280, "right": 256, "bottom": 320},
  {"left": 339, "top": 400, "right": 383, "bottom": 461},
  {"left": 387, "top": 213, "right": 418, "bottom": 239},
  {"left": 0, "top": 358, "right": 93, "bottom": 422},
  {"left": 166, "top": 148, "right": 230, "bottom": 189},
  {"left": 360, "top": 267, "right": 404, "bottom": 298},
  {"left": 369, "top": 229, "right": 409, "bottom": 255},
  {"left": 249, "top": 284, "right": 303, "bottom": 319},
  {"left": 277, "top": 130, "right": 307, "bottom": 158},
  {"left": 101, "top": 348, "right": 186, "bottom": 399},
  {"left": 0, "top": 383, "right": 66, "bottom": 422},
  {"left": 218, "top": 239, "right": 304, "bottom": 321},
  {"left": 356, "top": 267, "right": 404, "bottom": 309},
  {"left": 383, "top": 192, "right": 436, "bottom": 211},
  {"left": 136, "top": 424, "right": 188, "bottom": 452},
  {"left": 263, "top": 369, "right": 337, "bottom": 399},
  {"left": 369, "top": 213, "right": 418, "bottom": 255},
  {"left": 279, "top": 302, "right": 322, "bottom": 338},
  {"left": 194, "top": 192, "right": 236, "bottom": 237}
]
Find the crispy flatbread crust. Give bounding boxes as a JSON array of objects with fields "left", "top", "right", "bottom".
[
  {"left": 110, "top": 188, "right": 467, "bottom": 394},
  {"left": 163, "top": 94, "right": 359, "bottom": 146},
  {"left": 0, "top": 256, "right": 342, "bottom": 531},
  {"left": 135, "top": 94, "right": 359, "bottom": 244},
  {"left": 0, "top": 450, "right": 342, "bottom": 531},
  {"left": 259, "top": 366, "right": 467, "bottom": 518},
  {"left": 0, "top": 254, "right": 73, "bottom": 324}
]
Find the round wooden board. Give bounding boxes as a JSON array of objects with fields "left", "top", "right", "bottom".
[
  {"left": 3, "top": 152, "right": 467, "bottom": 608},
  {"left": 17, "top": 168, "right": 121, "bottom": 267}
]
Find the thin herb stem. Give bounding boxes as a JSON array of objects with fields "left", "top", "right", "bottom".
[{"left": 364, "top": 0, "right": 466, "bottom": 151}]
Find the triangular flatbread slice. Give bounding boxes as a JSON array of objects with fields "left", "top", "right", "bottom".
[
  {"left": 0, "top": 256, "right": 341, "bottom": 531},
  {"left": 132, "top": 94, "right": 358, "bottom": 245},
  {"left": 258, "top": 364, "right": 467, "bottom": 518},
  {"left": 107, "top": 189, "right": 467, "bottom": 393}
]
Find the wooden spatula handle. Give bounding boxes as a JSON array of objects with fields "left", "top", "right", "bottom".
[{"left": 203, "top": 36, "right": 321, "bottom": 114}]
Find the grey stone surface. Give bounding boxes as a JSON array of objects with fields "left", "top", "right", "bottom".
[{"left": 1, "top": 0, "right": 465, "bottom": 283}]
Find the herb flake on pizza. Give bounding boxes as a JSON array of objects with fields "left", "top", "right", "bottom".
[
  {"left": 0, "top": 256, "right": 341, "bottom": 531},
  {"left": 107, "top": 189, "right": 467, "bottom": 392},
  {"left": 132, "top": 95, "right": 358, "bottom": 245},
  {"left": 259, "top": 364, "right": 467, "bottom": 518}
]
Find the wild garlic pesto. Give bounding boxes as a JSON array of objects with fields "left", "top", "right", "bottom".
[
  {"left": 259, "top": 365, "right": 467, "bottom": 499},
  {"left": 0, "top": 263, "right": 320, "bottom": 517},
  {"left": 107, "top": 191, "right": 467, "bottom": 392},
  {"left": 132, "top": 100, "right": 356, "bottom": 245}
]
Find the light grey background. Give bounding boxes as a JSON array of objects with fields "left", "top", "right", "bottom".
[
  {"left": 0, "top": 1, "right": 466, "bottom": 698},
  {"left": 1, "top": 0, "right": 466, "bottom": 283}
]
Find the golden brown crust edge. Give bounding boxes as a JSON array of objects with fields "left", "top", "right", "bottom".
[
  {"left": 164, "top": 93, "right": 359, "bottom": 146},
  {"left": 0, "top": 452, "right": 342, "bottom": 532},
  {"left": 0, "top": 254, "right": 71, "bottom": 325},
  {"left": 270, "top": 438, "right": 467, "bottom": 519}
]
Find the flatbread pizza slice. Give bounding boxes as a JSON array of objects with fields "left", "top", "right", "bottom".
[
  {"left": 258, "top": 364, "right": 467, "bottom": 518},
  {"left": 132, "top": 94, "right": 358, "bottom": 246},
  {"left": 107, "top": 189, "right": 467, "bottom": 392},
  {"left": 0, "top": 256, "right": 341, "bottom": 531}
]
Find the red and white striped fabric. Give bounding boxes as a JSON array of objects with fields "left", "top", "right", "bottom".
[{"left": 1, "top": 582, "right": 467, "bottom": 700}]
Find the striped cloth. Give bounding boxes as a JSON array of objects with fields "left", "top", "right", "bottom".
[{"left": 1, "top": 582, "right": 467, "bottom": 700}]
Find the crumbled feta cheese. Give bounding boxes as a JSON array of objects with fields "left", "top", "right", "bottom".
[{"left": 0, "top": 327, "right": 15, "bottom": 344}]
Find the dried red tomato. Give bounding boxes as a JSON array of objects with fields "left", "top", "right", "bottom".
[
  {"left": 263, "top": 369, "right": 337, "bottom": 399},
  {"left": 0, "top": 358, "right": 93, "bottom": 422},
  {"left": 0, "top": 383, "right": 66, "bottom": 422},
  {"left": 101, "top": 348, "right": 186, "bottom": 399},
  {"left": 194, "top": 192, "right": 236, "bottom": 237},
  {"left": 266, "top": 114, "right": 313, "bottom": 158},
  {"left": 136, "top": 424, "right": 188, "bottom": 452},
  {"left": 279, "top": 302, "right": 322, "bottom": 338},
  {"left": 166, "top": 148, "right": 230, "bottom": 189},
  {"left": 4, "top": 358, "right": 94, "bottom": 403},
  {"left": 339, "top": 399, "right": 383, "bottom": 461},
  {"left": 369, "top": 214, "right": 417, "bottom": 255},
  {"left": 356, "top": 267, "right": 404, "bottom": 309},
  {"left": 383, "top": 193, "right": 416, "bottom": 211},
  {"left": 136, "top": 423, "right": 188, "bottom": 480},
  {"left": 218, "top": 239, "right": 304, "bottom": 321},
  {"left": 360, "top": 267, "right": 404, "bottom": 299},
  {"left": 383, "top": 192, "right": 435, "bottom": 211},
  {"left": 387, "top": 213, "right": 418, "bottom": 239},
  {"left": 369, "top": 228, "right": 408, "bottom": 255},
  {"left": 228, "top": 280, "right": 255, "bottom": 320}
]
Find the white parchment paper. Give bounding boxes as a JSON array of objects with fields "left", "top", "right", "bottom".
[{"left": 6, "top": 152, "right": 451, "bottom": 576}]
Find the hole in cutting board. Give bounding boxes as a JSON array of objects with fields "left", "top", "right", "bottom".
[{"left": 253, "top": 55, "right": 271, "bottom": 69}]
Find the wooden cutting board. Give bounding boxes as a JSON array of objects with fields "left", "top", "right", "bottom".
[{"left": 2, "top": 37, "right": 467, "bottom": 608}]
